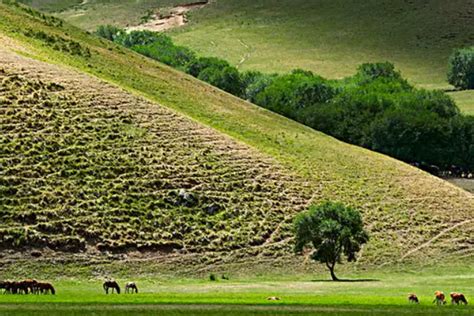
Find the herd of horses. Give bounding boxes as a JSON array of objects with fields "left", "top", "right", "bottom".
[
  {"left": 103, "top": 281, "right": 138, "bottom": 294},
  {"left": 0, "top": 279, "right": 55, "bottom": 295},
  {"left": 408, "top": 291, "right": 468, "bottom": 305},
  {"left": 0, "top": 279, "right": 138, "bottom": 295}
]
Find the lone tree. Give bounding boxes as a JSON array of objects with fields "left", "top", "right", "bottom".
[
  {"left": 293, "top": 201, "right": 369, "bottom": 281},
  {"left": 448, "top": 47, "right": 474, "bottom": 90}
]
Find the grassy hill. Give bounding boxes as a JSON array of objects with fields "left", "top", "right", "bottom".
[
  {"left": 21, "top": 0, "right": 474, "bottom": 115},
  {"left": 0, "top": 2, "right": 473, "bottom": 272}
]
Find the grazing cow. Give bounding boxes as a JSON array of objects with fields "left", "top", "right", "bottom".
[
  {"left": 266, "top": 296, "right": 281, "bottom": 301},
  {"left": 408, "top": 293, "right": 419, "bottom": 304},
  {"left": 125, "top": 282, "right": 138, "bottom": 294},
  {"left": 433, "top": 291, "right": 447, "bottom": 305},
  {"left": 450, "top": 292, "right": 468, "bottom": 305},
  {"left": 36, "top": 282, "right": 55, "bottom": 295},
  {"left": 103, "top": 280, "right": 121, "bottom": 294}
]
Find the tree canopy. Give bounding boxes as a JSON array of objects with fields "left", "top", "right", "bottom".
[{"left": 294, "top": 202, "right": 369, "bottom": 281}]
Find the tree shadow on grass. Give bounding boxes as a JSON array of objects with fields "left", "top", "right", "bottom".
[{"left": 311, "top": 279, "right": 380, "bottom": 283}]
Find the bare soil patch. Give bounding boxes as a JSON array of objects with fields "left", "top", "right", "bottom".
[{"left": 126, "top": 1, "right": 210, "bottom": 33}]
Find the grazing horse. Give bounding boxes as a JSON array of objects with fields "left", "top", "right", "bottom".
[
  {"left": 103, "top": 281, "right": 120, "bottom": 294},
  {"left": 10, "top": 281, "right": 29, "bottom": 294},
  {"left": 433, "top": 291, "right": 447, "bottom": 305},
  {"left": 408, "top": 293, "right": 419, "bottom": 304},
  {"left": 450, "top": 292, "right": 468, "bottom": 305},
  {"left": 22, "top": 279, "right": 38, "bottom": 294},
  {"left": 0, "top": 281, "right": 9, "bottom": 294},
  {"left": 125, "top": 282, "right": 138, "bottom": 294},
  {"left": 36, "top": 282, "right": 55, "bottom": 295}
]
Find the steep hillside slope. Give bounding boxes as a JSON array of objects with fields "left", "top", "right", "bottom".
[{"left": 0, "top": 3, "right": 472, "bottom": 268}]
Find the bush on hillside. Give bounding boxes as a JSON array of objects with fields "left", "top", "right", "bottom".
[
  {"left": 95, "top": 25, "right": 123, "bottom": 42},
  {"left": 241, "top": 71, "right": 277, "bottom": 102},
  {"left": 448, "top": 47, "right": 474, "bottom": 90},
  {"left": 253, "top": 69, "right": 337, "bottom": 119},
  {"left": 186, "top": 57, "right": 245, "bottom": 96},
  {"left": 115, "top": 30, "right": 161, "bottom": 48},
  {"left": 134, "top": 41, "right": 196, "bottom": 69}
]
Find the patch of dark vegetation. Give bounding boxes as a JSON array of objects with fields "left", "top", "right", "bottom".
[
  {"left": 448, "top": 47, "right": 474, "bottom": 90},
  {"left": 23, "top": 28, "right": 91, "bottom": 57},
  {"left": 96, "top": 27, "right": 474, "bottom": 175}
]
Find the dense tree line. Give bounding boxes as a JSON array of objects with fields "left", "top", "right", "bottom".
[{"left": 96, "top": 26, "right": 474, "bottom": 174}]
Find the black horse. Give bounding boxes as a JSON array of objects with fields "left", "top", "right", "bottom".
[
  {"left": 125, "top": 282, "right": 138, "bottom": 294},
  {"left": 103, "top": 280, "right": 120, "bottom": 294}
]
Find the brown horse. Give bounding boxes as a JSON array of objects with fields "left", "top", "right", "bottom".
[
  {"left": 36, "top": 282, "right": 55, "bottom": 295},
  {"left": 408, "top": 293, "right": 419, "bottom": 304},
  {"left": 103, "top": 281, "right": 120, "bottom": 294},
  {"left": 450, "top": 292, "right": 468, "bottom": 305},
  {"left": 125, "top": 282, "right": 138, "bottom": 294},
  {"left": 22, "top": 279, "right": 38, "bottom": 294},
  {"left": 0, "top": 281, "right": 10, "bottom": 294}
]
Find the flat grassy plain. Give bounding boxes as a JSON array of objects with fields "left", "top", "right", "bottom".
[
  {"left": 25, "top": 0, "right": 474, "bottom": 114},
  {"left": 0, "top": 267, "right": 473, "bottom": 315}
]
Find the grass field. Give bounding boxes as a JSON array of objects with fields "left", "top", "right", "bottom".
[
  {"left": 0, "top": 267, "right": 473, "bottom": 315},
  {"left": 24, "top": 0, "right": 474, "bottom": 114}
]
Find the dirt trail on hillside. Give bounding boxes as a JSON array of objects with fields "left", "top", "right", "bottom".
[{"left": 126, "top": 1, "right": 210, "bottom": 33}]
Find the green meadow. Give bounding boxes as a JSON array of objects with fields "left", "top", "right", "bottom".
[{"left": 0, "top": 267, "right": 473, "bottom": 315}]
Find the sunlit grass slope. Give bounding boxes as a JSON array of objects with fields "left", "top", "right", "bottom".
[{"left": 0, "top": 2, "right": 472, "bottom": 269}]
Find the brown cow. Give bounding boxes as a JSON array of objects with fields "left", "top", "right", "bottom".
[
  {"left": 408, "top": 293, "right": 419, "bottom": 304},
  {"left": 433, "top": 291, "right": 446, "bottom": 305},
  {"left": 450, "top": 292, "right": 468, "bottom": 305}
]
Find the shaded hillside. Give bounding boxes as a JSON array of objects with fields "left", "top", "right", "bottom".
[{"left": 0, "top": 2, "right": 472, "bottom": 267}]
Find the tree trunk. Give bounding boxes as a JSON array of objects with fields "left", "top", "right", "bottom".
[{"left": 328, "top": 263, "right": 339, "bottom": 281}]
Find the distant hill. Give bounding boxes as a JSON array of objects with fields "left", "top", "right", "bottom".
[{"left": 0, "top": 2, "right": 472, "bottom": 269}]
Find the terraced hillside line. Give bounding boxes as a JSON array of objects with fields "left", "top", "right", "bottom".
[{"left": 0, "top": 48, "right": 314, "bottom": 257}]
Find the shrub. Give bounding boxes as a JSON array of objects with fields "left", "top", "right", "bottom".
[
  {"left": 95, "top": 25, "right": 123, "bottom": 42},
  {"left": 448, "top": 47, "right": 474, "bottom": 90},
  {"left": 253, "top": 69, "right": 337, "bottom": 119},
  {"left": 133, "top": 40, "right": 196, "bottom": 69}
]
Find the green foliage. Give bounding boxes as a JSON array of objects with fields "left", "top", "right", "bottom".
[
  {"left": 114, "top": 30, "right": 160, "bottom": 48},
  {"left": 254, "top": 70, "right": 337, "bottom": 120},
  {"left": 448, "top": 47, "right": 474, "bottom": 90},
  {"left": 134, "top": 40, "right": 195, "bottom": 70},
  {"left": 95, "top": 25, "right": 122, "bottom": 42},
  {"left": 294, "top": 201, "right": 369, "bottom": 281}
]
